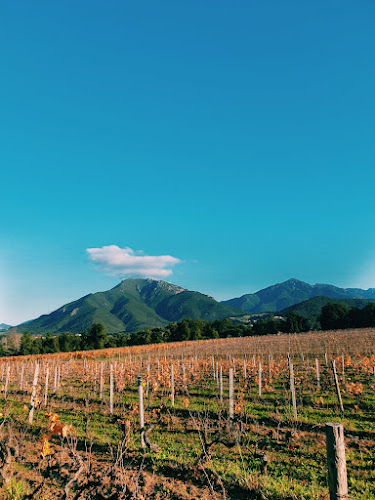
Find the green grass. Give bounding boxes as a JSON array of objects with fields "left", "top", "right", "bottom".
[{"left": 1, "top": 354, "right": 375, "bottom": 499}]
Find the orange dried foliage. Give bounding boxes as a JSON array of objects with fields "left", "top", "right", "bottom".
[{"left": 45, "top": 412, "right": 74, "bottom": 438}]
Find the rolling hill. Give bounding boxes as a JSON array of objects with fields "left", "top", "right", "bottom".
[
  {"left": 16, "top": 279, "right": 241, "bottom": 335},
  {"left": 221, "top": 278, "right": 375, "bottom": 314},
  {"left": 0, "top": 323, "right": 12, "bottom": 331},
  {"left": 280, "top": 296, "right": 375, "bottom": 319}
]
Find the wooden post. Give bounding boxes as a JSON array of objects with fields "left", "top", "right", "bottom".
[
  {"left": 20, "top": 363, "right": 24, "bottom": 392},
  {"left": 181, "top": 362, "right": 186, "bottom": 393},
  {"left": 4, "top": 365, "right": 10, "bottom": 399},
  {"left": 99, "top": 362, "right": 104, "bottom": 400},
  {"left": 288, "top": 356, "right": 297, "bottom": 421},
  {"left": 325, "top": 423, "right": 348, "bottom": 500},
  {"left": 229, "top": 368, "right": 234, "bottom": 422},
  {"left": 332, "top": 360, "right": 344, "bottom": 412},
  {"left": 109, "top": 364, "right": 114, "bottom": 414},
  {"left": 219, "top": 366, "right": 223, "bottom": 403},
  {"left": 171, "top": 364, "right": 175, "bottom": 407},
  {"left": 53, "top": 365, "right": 58, "bottom": 393},
  {"left": 28, "top": 363, "right": 40, "bottom": 424},
  {"left": 44, "top": 366, "right": 49, "bottom": 406},
  {"left": 258, "top": 362, "right": 262, "bottom": 397},
  {"left": 315, "top": 358, "right": 320, "bottom": 390},
  {"left": 243, "top": 359, "right": 247, "bottom": 380},
  {"left": 268, "top": 355, "right": 272, "bottom": 381},
  {"left": 341, "top": 354, "right": 345, "bottom": 384},
  {"left": 138, "top": 376, "right": 146, "bottom": 449}
]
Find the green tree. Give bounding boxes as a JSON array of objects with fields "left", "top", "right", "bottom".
[
  {"left": 284, "top": 312, "right": 308, "bottom": 333},
  {"left": 59, "top": 331, "right": 78, "bottom": 352},
  {"left": 43, "top": 332, "right": 60, "bottom": 353},
  {"left": 20, "top": 332, "right": 33, "bottom": 355},
  {"left": 360, "top": 303, "right": 375, "bottom": 327},
  {"left": 320, "top": 302, "right": 349, "bottom": 330},
  {"left": 179, "top": 319, "right": 191, "bottom": 341},
  {"left": 82, "top": 323, "right": 107, "bottom": 350}
]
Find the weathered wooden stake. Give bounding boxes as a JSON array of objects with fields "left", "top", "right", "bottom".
[
  {"left": 332, "top": 360, "right": 344, "bottom": 412},
  {"left": 44, "top": 366, "right": 49, "bottom": 406},
  {"left": 288, "top": 356, "right": 297, "bottom": 421},
  {"left": 109, "top": 364, "right": 114, "bottom": 414},
  {"left": 315, "top": 358, "right": 320, "bottom": 389},
  {"left": 268, "top": 355, "right": 272, "bottom": 381},
  {"left": 258, "top": 362, "right": 262, "bottom": 397},
  {"left": 53, "top": 365, "right": 58, "bottom": 393},
  {"left": 229, "top": 368, "right": 234, "bottom": 422},
  {"left": 219, "top": 366, "right": 223, "bottom": 403},
  {"left": 99, "top": 362, "right": 104, "bottom": 400},
  {"left": 4, "top": 365, "right": 10, "bottom": 399},
  {"left": 171, "top": 364, "right": 175, "bottom": 407},
  {"left": 28, "top": 363, "right": 40, "bottom": 424},
  {"left": 325, "top": 423, "right": 348, "bottom": 500},
  {"left": 138, "top": 376, "right": 146, "bottom": 449},
  {"left": 20, "top": 363, "right": 24, "bottom": 392}
]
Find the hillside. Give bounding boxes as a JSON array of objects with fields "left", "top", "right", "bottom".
[
  {"left": 16, "top": 279, "right": 241, "bottom": 335},
  {"left": 222, "top": 278, "right": 375, "bottom": 313},
  {"left": 280, "top": 296, "right": 375, "bottom": 319},
  {"left": 0, "top": 323, "right": 12, "bottom": 330}
]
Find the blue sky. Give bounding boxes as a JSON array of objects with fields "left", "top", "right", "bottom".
[{"left": 1, "top": 1, "right": 375, "bottom": 325}]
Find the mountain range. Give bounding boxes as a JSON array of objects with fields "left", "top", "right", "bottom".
[
  {"left": 15, "top": 279, "right": 240, "bottom": 335},
  {"left": 12, "top": 277, "right": 375, "bottom": 335},
  {"left": 221, "top": 278, "right": 375, "bottom": 313},
  {"left": 280, "top": 296, "right": 375, "bottom": 320},
  {"left": 0, "top": 324, "right": 12, "bottom": 331}
]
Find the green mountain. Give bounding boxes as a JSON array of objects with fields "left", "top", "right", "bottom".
[
  {"left": 221, "top": 278, "right": 375, "bottom": 314},
  {"left": 16, "top": 279, "right": 241, "bottom": 335},
  {"left": 280, "top": 296, "right": 375, "bottom": 319},
  {"left": 0, "top": 323, "right": 12, "bottom": 331}
]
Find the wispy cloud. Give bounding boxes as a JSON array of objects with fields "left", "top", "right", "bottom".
[{"left": 86, "top": 245, "right": 181, "bottom": 278}]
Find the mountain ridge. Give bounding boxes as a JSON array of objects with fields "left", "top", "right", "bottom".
[
  {"left": 15, "top": 279, "right": 240, "bottom": 335},
  {"left": 0, "top": 323, "right": 12, "bottom": 331},
  {"left": 221, "top": 278, "right": 375, "bottom": 314},
  {"left": 12, "top": 277, "right": 375, "bottom": 335}
]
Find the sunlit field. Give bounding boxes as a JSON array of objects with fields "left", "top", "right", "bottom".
[{"left": 1, "top": 328, "right": 375, "bottom": 499}]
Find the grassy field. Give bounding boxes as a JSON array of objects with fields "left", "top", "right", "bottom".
[{"left": 0, "top": 328, "right": 374, "bottom": 499}]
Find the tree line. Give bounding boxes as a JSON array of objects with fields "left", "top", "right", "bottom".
[
  {"left": 0, "top": 313, "right": 307, "bottom": 356},
  {"left": 2, "top": 302, "right": 375, "bottom": 356}
]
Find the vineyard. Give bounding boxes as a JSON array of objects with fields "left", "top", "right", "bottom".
[{"left": 0, "top": 328, "right": 375, "bottom": 499}]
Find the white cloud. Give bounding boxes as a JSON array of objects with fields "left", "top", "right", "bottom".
[{"left": 86, "top": 245, "right": 181, "bottom": 279}]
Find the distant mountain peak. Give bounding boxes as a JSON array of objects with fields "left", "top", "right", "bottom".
[
  {"left": 0, "top": 323, "right": 12, "bottom": 330},
  {"left": 221, "top": 279, "right": 375, "bottom": 314},
  {"left": 284, "top": 278, "right": 305, "bottom": 285},
  {"left": 16, "top": 278, "right": 237, "bottom": 335}
]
